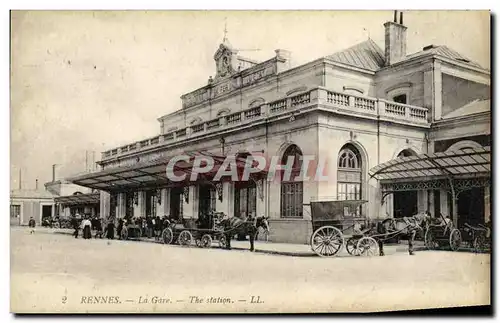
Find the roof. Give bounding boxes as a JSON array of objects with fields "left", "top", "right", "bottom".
[
  {"left": 443, "top": 99, "right": 490, "bottom": 119},
  {"left": 369, "top": 146, "right": 490, "bottom": 182},
  {"left": 405, "top": 45, "right": 485, "bottom": 69},
  {"left": 68, "top": 151, "right": 269, "bottom": 192},
  {"left": 326, "top": 38, "right": 385, "bottom": 71},
  {"left": 326, "top": 40, "right": 486, "bottom": 72},
  {"left": 10, "top": 189, "right": 55, "bottom": 200},
  {"left": 54, "top": 193, "right": 100, "bottom": 206}
]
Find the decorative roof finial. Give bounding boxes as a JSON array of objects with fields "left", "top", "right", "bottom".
[{"left": 222, "top": 17, "right": 228, "bottom": 43}]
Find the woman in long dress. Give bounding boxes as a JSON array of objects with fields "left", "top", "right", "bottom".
[{"left": 82, "top": 217, "right": 92, "bottom": 239}]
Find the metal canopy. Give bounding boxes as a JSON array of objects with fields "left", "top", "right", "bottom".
[
  {"left": 369, "top": 146, "right": 491, "bottom": 182},
  {"left": 67, "top": 151, "right": 268, "bottom": 192},
  {"left": 54, "top": 193, "right": 100, "bottom": 206}
]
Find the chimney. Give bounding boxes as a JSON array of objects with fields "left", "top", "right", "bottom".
[
  {"left": 384, "top": 10, "right": 407, "bottom": 66},
  {"left": 35, "top": 179, "right": 38, "bottom": 190},
  {"left": 52, "top": 164, "right": 57, "bottom": 182}
]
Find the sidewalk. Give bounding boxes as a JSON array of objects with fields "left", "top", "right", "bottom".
[{"left": 45, "top": 227, "right": 412, "bottom": 257}]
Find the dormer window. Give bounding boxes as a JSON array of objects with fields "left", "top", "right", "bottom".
[
  {"left": 393, "top": 94, "right": 407, "bottom": 104},
  {"left": 386, "top": 83, "right": 412, "bottom": 105}
]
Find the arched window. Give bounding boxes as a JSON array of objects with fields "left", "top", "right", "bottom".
[
  {"left": 397, "top": 149, "right": 415, "bottom": 158},
  {"left": 337, "top": 145, "right": 362, "bottom": 202},
  {"left": 280, "top": 145, "right": 303, "bottom": 218}
]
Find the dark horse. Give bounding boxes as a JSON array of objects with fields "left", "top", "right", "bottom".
[
  {"left": 218, "top": 216, "right": 270, "bottom": 252},
  {"left": 375, "top": 211, "right": 430, "bottom": 256}
]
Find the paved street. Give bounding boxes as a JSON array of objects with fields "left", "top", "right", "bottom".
[{"left": 11, "top": 227, "right": 490, "bottom": 313}]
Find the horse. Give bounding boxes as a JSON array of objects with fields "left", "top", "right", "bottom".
[
  {"left": 375, "top": 211, "right": 431, "bottom": 256},
  {"left": 218, "top": 216, "right": 270, "bottom": 252}
]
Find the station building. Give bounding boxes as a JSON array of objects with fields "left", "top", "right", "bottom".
[{"left": 69, "top": 13, "right": 491, "bottom": 243}]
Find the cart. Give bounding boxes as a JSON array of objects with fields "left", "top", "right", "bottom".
[
  {"left": 306, "top": 199, "right": 369, "bottom": 257},
  {"left": 461, "top": 222, "right": 491, "bottom": 253},
  {"left": 161, "top": 212, "right": 227, "bottom": 248},
  {"left": 424, "top": 213, "right": 462, "bottom": 251},
  {"left": 120, "top": 223, "right": 142, "bottom": 240}
]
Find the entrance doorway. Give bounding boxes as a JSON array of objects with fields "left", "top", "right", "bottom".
[
  {"left": 393, "top": 191, "right": 418, "bottom": 218},
  {"left": 198, "top": 184, "right": 215, "bottom": 228},
  {"left": 457, "top": 187, "right": 485, "bottom": 227},
  {"left": 169, "top": 187, "right": 183, "bottom": 221},
  {"left": 234, "top": 181, "right": 257, "bottom": 219},
  {"left": 42, "top": 205, "right": 52, "bottom": 221},
  {"left": 145, "top": 190, "right": 157, "bottom": 218}
]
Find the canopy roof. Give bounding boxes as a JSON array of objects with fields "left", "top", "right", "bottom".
[
  {"left": 68, "top": 151, "right": 272, "bottom": 192},
  {"left": 369, "top": 146, "right": 491, "bottom": 182},
  {"left": 54, "top": 192, "right": 100, "bottom": 206}
]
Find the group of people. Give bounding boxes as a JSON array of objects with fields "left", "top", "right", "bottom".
[
  {"left": 71, "top": 214, "right": 103, "bottom": 239},
  {"left": 70, "top": 215, "right": 179, "bottom": 241}
]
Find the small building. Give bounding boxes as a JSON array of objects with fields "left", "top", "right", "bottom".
[
  {"left": 45, "top": 179, "right": 99, "bottom": 218},
  {"left": 10, "top": 189, "right": 56, "bottom": 226}
]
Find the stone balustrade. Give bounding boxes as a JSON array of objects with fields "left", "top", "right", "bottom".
[{"left": 101, "top": 88, "right": 429, "bottom": 160}]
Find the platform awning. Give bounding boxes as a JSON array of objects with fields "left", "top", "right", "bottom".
[
  {"left": 369, "top": 146, "right": 491, "bottom": 182},
  {"left": 54, "top": 193, "right": 100, "bottom": 206},
  {"left": 67, "top": 151, "right": 269, "bottom": 192}
]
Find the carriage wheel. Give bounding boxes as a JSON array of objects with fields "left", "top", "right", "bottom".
[
  {"left": 178, "top": 230, "right": 193, "bottom": 246},
  {"left": 310, "top": 226, "right": 344, "bottom": 257},
  {"left": 200, "top": 234, "right": 213, "bottom": 248},
  {"left": 120, "top": 227, "right": 129, "bottom": 240},
  {"left": 162, "top": 228, "right": 173, "bottom": 244},
  {"left": 346, "top": 238, "right": 361, "bottom": 256},
  {"left": 357, "top": 237, "right": 378, "bottom": 257},
  {"left": 218, "top": 235, "right": 228, "bottom": 248},
  {"left": 424, "top": 230, "right": 437, "bottom": 250},
  {"left": 449, "top": 229, "right": 462, "bottom": 251}
]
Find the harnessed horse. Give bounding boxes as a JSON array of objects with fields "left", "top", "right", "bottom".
[
  {"left": 218, "top": 216, "right": 270, "bottom": 252},
  {"left": 376, "top": 211, "right": 430, "bottom": 256}
]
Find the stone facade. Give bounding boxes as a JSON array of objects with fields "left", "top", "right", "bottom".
[{"left": 81, "top": 16, "right": 489, "bottom": 244}]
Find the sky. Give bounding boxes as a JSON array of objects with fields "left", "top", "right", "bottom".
[{"left": 10, "top": 10, "right": 490, "bottom": 190}]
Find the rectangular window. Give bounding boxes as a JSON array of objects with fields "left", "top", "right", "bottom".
[
  {"left": 280, "top": 182, "right": 303, "bottom": 218},
  {"left": 337, "top": 183, "right": 361, "bottom": 201},
  {"left": 10, "top": 205, "right": 20, "bottom": 218}
]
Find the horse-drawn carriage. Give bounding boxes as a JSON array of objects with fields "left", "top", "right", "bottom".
[
  {"left": 424, "top": 213, "right": 462, "bottom": 251},
  {"left": 306, "top": 199, "right": 370, "bottom": 257},
  {"left": 307, "top": 199, "right": 431, "bottom": 257},
  {"left": 461, "top": 222, "right": 491, "bottom": 253},
  {"left": 161, "top": 212, "right": 227, "bottom": 248},
  {"left": 120, "top": 222, "right": 143, "bottom": 240}
]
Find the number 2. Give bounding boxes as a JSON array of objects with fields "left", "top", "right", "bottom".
[{"left": 62, "top": 296, "right": 67, "bottom": 304}]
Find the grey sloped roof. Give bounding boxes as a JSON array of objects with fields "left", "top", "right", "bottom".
[
  {"left": 326, "top": 38, "right": 385, "bottom": 71},
  {"left": 405, "top": 45, "right": 485, "bottom": 69},
  {"left": 326, "top": 40, "right": 487, "bottom": 72}
]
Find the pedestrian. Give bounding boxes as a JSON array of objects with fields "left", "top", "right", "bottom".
[
  {"left": 94, "top": 217, "right": 103, "bottom": 238},
  {"left": 71, "top": 216, "right": 79, "bottom": 238},
  {"left": 117, "top": 218, "right": 124, "bottom": 240},
  {"left": 82, "top": 217, "right": 92, "bottom": 239},
  {"left": 106, "top": 218, "right": 115, "bottom": 240},
  {"left": 28, "top": 217, "right": 36, "bottom": 234},
  {"left": 154, "top": 216, "right": 162, "bottom": 241}
]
